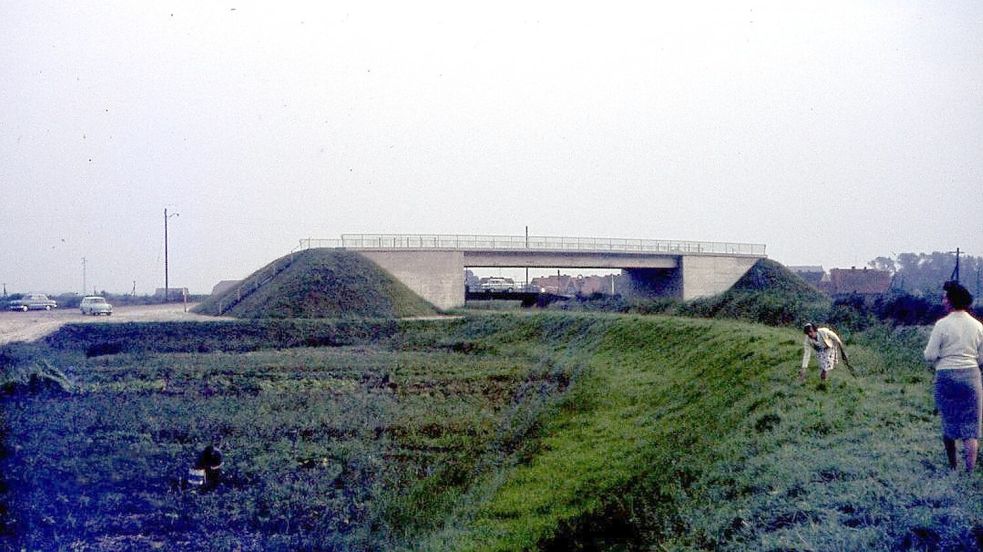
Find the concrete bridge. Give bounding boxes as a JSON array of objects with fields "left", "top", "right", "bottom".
[{"left": 298, "top": 234, "right": 767, "bottom": 310}]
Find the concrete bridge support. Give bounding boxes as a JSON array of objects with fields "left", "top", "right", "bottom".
[
  {"left": 358, "top": 250, "right": 465, "bottom": 310},
  {"left": 355, "top": 249, "right": 760, "bottom": 311},
  {"left": 624, "top": 256, "right": 758, "bottom": 301},
  {"left": 679, "top": 255, "right": 759, "bottom": 300}
]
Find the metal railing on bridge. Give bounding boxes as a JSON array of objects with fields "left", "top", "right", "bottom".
[{"left": 296, "top": 234, "right": 766, "bottom": 256}]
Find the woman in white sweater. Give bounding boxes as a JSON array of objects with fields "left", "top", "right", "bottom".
[{"left": 923, "top": 281, "right": 983, "bottom": 472}]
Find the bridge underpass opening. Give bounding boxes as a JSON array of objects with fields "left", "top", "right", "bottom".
[
  {"left": 464, "top": 265, "right": 629, "bottom": 309},
  {"left": 464, "top": 265, "right": 679, "bottom": 300}
]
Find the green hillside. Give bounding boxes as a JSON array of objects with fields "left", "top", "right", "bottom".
[{"left": 194, "top": 249, "right": 437, "bottom": 319}]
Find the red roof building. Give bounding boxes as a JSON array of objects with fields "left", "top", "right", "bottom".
[{"left": 819, "top": 267, "right": 892, "bottom": 296}]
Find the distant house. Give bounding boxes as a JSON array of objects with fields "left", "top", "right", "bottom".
[
  {"left": 787, "top": 266, "right": 826, "bottom": 287},
  {"left": 211, "top": 280, "right": 242, "bottom": 296},
  {"left": 530, "top": 275, "right": 580, "bottom": 295},
  {"left": 530, "top": 274, "right": 622, "bottom": 296},
  {"left": 578, "top": 275, "right": 623, "bottom": 295},
  {"left": 819, "top": 267, "right": 892, "bottom": 296}
]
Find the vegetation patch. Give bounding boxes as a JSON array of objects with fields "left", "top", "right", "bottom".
[
  {"left": 0, "top": 360, "right": 74, "bottom": 396},
  {"left": 0, "top": 316, "right": 582, "bottom": 550},
  {"left": 44, "top": 319, "right": 400, "bottom": 355},
  {"left": 3, "top": 312, "right": 981, "bottom": 551},
  {"left": 417, "top": 315, "right": 982, "bottom": 551},
  {"left": 193, "top": 249, "right": 437, "bottom": 318}
]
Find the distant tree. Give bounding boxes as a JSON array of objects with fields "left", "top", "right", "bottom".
[
  {"left": 867, "top": 256, "right": 897, "bottom": 274},
  {"left": 874, "top": 251, "right": 983, "bottom": 297},
  {"left": 464, "top": 270, "right": 481, "bottom": 292}
]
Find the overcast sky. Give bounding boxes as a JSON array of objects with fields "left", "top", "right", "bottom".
[{"left": 2, "top": 1, "right": 981, "bottom": 294}]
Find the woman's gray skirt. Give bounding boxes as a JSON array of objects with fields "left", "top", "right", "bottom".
[{"left": 934, "top": 368, "right": 982, "bottom": 440}]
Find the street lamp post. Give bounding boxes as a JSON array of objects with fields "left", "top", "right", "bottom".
[{"left": 164, "top": 208, "right": 179, "bottom": 302}]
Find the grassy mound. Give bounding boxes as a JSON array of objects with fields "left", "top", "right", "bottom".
[
  {"left": 194, "top": 249, "right": 437, "bottom": 318},
  {"left": 731, "top": 258, "right": 826, "bottom": 295},
  {"left": 562, "top": 259, "right": 835, "bottom": 328},
  {"left": 675, "top": 258, "right": 833, "bottom": 327}
]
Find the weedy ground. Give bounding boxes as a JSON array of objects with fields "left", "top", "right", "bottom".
[{"left": 2, "top": 313, "right": 981, "bottom": 551}]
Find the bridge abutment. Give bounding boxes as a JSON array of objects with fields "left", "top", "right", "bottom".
[
  {"left": 679, "top": 255, "right": 759, "bottom": 300},
  {"left": 357, "top": 250, "right": 465, "bottom": 311}
]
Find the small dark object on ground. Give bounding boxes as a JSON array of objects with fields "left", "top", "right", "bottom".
[
  {"left": 86, "top": 342, "right": 124, "bottom": 357},
  {"left": 187, "top": 444, "right": 223, "bottom": 491},
  {"left": 754, "top": 413, "right": 782, "bottom": 433},
  {"left": 900, "top": 526, "right": 941, "bottom": 551}
]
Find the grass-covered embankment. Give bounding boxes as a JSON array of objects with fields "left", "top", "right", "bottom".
[
  {"left": 43, "top": 319, "right": 401, "bottom": 355},
  {"left": 422, "top": 316, "right": 983, "bottom": 551},
  {"left": 194, "top": 248, "right": 437, "bottom": 319}
]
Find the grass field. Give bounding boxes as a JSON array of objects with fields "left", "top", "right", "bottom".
[{"left": 2, "top": 313, "right": 982, "bottom": 550}]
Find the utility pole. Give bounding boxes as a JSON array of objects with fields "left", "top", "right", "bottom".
[
  {"left": 81, "top": 257, "right": 87, "bottom": 296},
  {"left": 164, "top": 208, "right": 179, "bottom": 302},
  {"left": 976, "top": 266, "right": 981, "bottom": 307},
  {"left": 524, "top": 226, "right": 529, "bottom": 290},
  {"left": 950, "top": 248, "right": 961, "bottom": 283},
  {"left": 164, "top": 209, "right": 169, "bottom": 302}
]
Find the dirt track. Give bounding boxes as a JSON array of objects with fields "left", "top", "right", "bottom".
[{"left": 0, "top": 303, "right": 229, "bottom": 346}]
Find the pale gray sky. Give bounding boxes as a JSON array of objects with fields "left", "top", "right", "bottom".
[{"left": 2, "top": 1, "right": 981, "bottom": 294}]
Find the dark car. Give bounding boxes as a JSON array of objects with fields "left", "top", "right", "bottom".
[{"left": 8, "top": 294, "right": 58, "bottom": 311}]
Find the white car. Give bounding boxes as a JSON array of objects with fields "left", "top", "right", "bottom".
[
  {"left": 479, "top": 276, "right": 516, "bottom": 292},
  {"left": 80, "top": 296, "right": 113, "bottom": 316}
]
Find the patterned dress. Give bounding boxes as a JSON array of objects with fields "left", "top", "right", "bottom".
[{"left": 808, "top": 336, "right": 838, "bottom": 373}]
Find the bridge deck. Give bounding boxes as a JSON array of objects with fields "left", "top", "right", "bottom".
[{"left": 296, "top": 233, "right": 766, "bottom": 257}]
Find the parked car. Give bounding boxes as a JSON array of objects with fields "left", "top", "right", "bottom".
[
  {"left": 8, "top": 294, "right": 58, "bottom": 311},
  {"left": 479, "top": 276, "right": 516, "bottom": 292},
  {"left": 80, "top": 296, "right": 113, "bottom": 316}
]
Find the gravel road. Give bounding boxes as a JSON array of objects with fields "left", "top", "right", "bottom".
[{"left": 0, "top": 304, "right": 229, "bottom": 346}]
